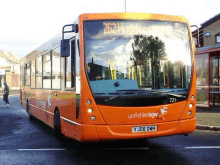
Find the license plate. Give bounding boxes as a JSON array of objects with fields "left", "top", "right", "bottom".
[{"left": 132, "top": 125, "right": 157, "bottom": 133}]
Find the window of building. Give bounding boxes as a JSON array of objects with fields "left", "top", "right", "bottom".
[
  {"left": 43, "top": 52, "right": 51, "bottom": 89},
  {"left": 31, "top": 59, "right": 35, "bottom": 88},
  {"left": 25, "top": 63, "right": 30, "bottom": 86},
  {"left": 36, "top": 56, "right": 42, "bottom": 88},
  {"left": 52, "top": 47, "right": 61, "bottom": 89},
  {"left": 216, "top": 33, "right": 220, "bottom": 43}
]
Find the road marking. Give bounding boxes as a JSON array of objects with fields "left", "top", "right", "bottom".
[
  {"left": 103, "top": 146, "right": 220, "bottom": 150},
  {"left": 17, "top": 148, "right": 66, "bottom": 151},
  {"left": 0, "top": 146, "right": 220, "bottom": 152},
  {"left": 185, "top": 146, "right": 220, "bottom": 149},
  {"left": 102, "top": 147, "right": 150, "bottom": 150}
]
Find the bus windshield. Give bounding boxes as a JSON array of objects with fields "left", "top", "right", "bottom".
[{"left": 84, "top": 20, "right": 192, "bottom": 106}]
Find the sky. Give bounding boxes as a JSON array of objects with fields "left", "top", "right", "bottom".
[{"left": 0, "top": 0, "right": 219, "bottom": 58}]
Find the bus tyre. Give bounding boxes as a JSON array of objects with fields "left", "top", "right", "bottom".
[
  {"left": 26, "top": 101, "right": 34, "bottom": 120},
  {"left": 54, "top": 111, "right": 63, "bottom": 140}
]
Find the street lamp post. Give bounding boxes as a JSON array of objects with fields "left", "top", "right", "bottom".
[{"left": 125, "top": 0, "right": 126, "bottom": 12}]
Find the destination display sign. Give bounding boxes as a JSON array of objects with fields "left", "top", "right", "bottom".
[{"left": 103, "top": 22, "right": 148, "bottom": 35}]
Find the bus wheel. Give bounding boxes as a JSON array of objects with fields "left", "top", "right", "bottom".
[
  {"left": 54, "top": 110, "right": 63, "bottom": 140},
  {"left": 26, "top": 100, "right": 34, "bottom": 120}
]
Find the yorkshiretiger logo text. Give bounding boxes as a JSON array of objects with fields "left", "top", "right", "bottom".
[
  {"left": 128, "top": 112, "right": 158, "bottom": 120},
  {"left": 128, "top": 107, "right": 168, "bottom": 120}
]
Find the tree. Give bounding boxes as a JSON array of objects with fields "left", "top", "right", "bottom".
[{"left": 131, "top": 35, "right": 165, "bottom": 88}]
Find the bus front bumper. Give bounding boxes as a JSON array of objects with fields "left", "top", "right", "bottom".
[{"left": 77, "top": 118, "right": 196, "bottom": 142}]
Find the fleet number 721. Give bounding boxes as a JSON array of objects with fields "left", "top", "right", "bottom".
[{"left": 169, "top": 98, "right": 176, "bottom": 103}]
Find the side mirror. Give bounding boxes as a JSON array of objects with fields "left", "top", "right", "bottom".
[
  {"left": 60, "top": 24, "right": 78, "bottom": 57},
  {"left": 60, "top": 39, "right": 70, "bottom": 57}
]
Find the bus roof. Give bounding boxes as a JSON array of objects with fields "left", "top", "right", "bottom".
[{"left": 79, "top": 13, "right": 189, "bottom": 23}]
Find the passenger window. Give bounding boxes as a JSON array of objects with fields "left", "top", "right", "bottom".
[
  {"left": 36, "top": 56, "right": 42, "bottom": 88},
  {"left": 52, "top": 47, "right": 61, "bottom": 89},
  {"left": 25, "top": 63, "right": 31, "bottom": 86},
  {"left": 31, "top": 59, "right": 35, "bottom": 88},
  {"left": 43, "top": 52, "right": 51, "bottom": 89}
]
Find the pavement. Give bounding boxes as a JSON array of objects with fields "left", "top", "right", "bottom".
[
  {"left": 0, "top": 89, "right": 20, "bottom": 96},
  {"left": 0, "top": 89, "right": 219, "bottom": 132},
  {"left": 196, "top": 106, "right": 220, "bottom": 132}
]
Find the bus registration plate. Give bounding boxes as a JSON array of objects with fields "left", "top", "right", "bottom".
[{"left": 132, "top": 125, "right": 157, "bottom": 133}]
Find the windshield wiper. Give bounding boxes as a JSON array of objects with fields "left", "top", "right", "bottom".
[
  {"left": 104, "top": 90, "right": 138, "bottom": 103},
  {"left": 103, "top": 89, "right": 187, "bottom": 103},
  {"left": 165, "top": 93, "right": 187, "bottom": 98},
  {"left": 147, "top": 90, "right": 187, "bottom": 98},
  {"left": 103, "top": 89, "right": 162, "bottom": 103}
]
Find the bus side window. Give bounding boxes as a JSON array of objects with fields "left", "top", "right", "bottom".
[
  {"left": 43, "top": 52, "right": 52, "bottom": 89},
  {"left": 20, "top": 65, "right": 24, "bottom": 86},
  {"left": 36, "top": 56, "right": 42, "bottom": 88},
  {"left": 25, "top": 63, "right": 31, "bottom": 86},
  {"left": 31, "top": 59, "right": 36, "bottom": 88},
  {"left": 23, "top": 66, "right": 26, "bottom": 86},
  {"left": 52, "top": 47, "right": 61, "bottom": 89}
]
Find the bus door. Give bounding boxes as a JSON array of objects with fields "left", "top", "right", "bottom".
[
  {"left": 70, "top": 38, "right": 81, "bottom": 120},
  {"left": 61, "top": 37, "right": 81, "bottom": 137},
  {"left": 63, "top": 38, "right": 77, "bottom": 121}
]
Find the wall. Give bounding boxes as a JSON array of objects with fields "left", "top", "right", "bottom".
[
  {"left": 6, "top": 72, "right": 20, "bottom": 89},
  {"left": 203, "top": 19, "right": 220, "bottom": 47}
]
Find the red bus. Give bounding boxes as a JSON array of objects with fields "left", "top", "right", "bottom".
[{"left": 20, "top": 13, "right": 196, "bottom": 142}]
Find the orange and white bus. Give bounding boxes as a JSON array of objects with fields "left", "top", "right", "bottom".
[{"left": 20, "top": 13, "right": 196, "bottom": 142}]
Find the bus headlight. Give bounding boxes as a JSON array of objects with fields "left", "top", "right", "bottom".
[
  {"left": 191, "top": 95, "right": 194, "bottom": 100},
  {"left": 90, "top": 116, "right": 96, "bottom": 121},
  {"left": 188, "top": 110, "right": 192, "bottom": 115},
  {"left": 87, "top": 99, "right": 91, "bottom": 105},
  {"left": 88, "top": 108, "right": 93, "bottom": 113},
  {"left": 189, "top": 103, "right": 193, "bottom": 108}
]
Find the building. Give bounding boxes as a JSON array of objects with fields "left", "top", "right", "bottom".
[
  {"left": 193, "top": 13, "right": 220, "bottom": 107},
  {"left": 0, "top": 49, "right": 20, "bottom": 90}
]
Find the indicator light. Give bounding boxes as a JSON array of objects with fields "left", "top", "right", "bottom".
[
  {"left": 87, "top": 99, "right": 91, "bottom": 105},
  {"left": 188, "top": 110, "right": 192, "bottom": 115},
  {"left": 189, "top": 103, "right": 193, "bottom": 108},
  {"left": 90, "top": 116, "right": 96, "bottom": 121},
  {"left": 88, "top": 108, "right": 93, "bottom": 113}
]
